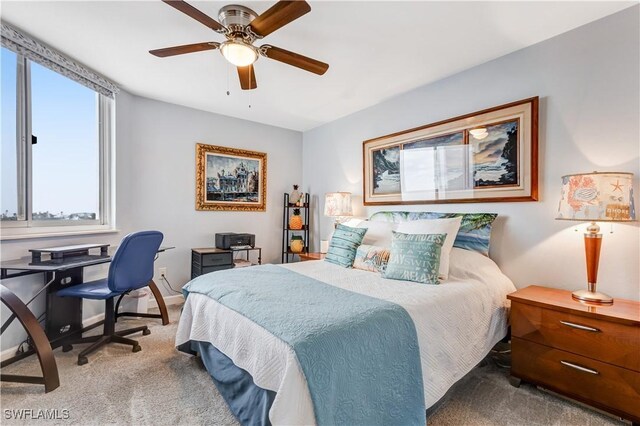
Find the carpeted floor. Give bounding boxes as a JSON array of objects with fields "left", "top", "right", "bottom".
[{"left": 1, "top": 305, "right": 624, "bottom": 425}]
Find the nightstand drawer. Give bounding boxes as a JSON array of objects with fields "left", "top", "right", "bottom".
[
  {"left": 200, "top": 252, "right": 233, "bottom": 267},
  {"left": 512, "top": 338, "right": 640, "bottom": 421},
  {"left": 512, "top": 302, "right": 640, "bottom": 371}
]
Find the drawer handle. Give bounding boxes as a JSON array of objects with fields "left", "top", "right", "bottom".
[
  {"left": 559, "top": 320, "right": 600, "bottom": 332},
  {"left": 560, "top": 360, "right": 599, "bottom": 375}
]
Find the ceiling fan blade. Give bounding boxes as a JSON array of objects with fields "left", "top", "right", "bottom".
[
  {"left": 149, "top": 42, "right": 220, "bottom": 57},
  {"left": 260, "top": 45, "right": 328, "bottom": 75},
  {"left": 162, "top": 0, "right": 226, "bottom": 32},
  {"left": 237, "top": 65, "right": 257, "bottom": 90},
  {"left": 248, "top": 1, "right": 311, "bottom": 38}
]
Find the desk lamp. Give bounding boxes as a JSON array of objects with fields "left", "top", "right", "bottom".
[
  {"left": 557, "top": 172, "right": 636, "bottom": 304},
  {"left": 324, "top": 192, "right": 353, "bottom": 227}
]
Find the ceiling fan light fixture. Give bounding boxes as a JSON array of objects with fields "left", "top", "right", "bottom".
[{"left": 220, "top": 40, "right": 258, "bottom": 67}]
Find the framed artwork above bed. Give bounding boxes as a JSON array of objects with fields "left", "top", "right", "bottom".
[
  {"left": 363, "top": 97, "right": 538, "bottom": 205},
  {"left": 196, "top": 143, "right": 267, "bottom": 211}
]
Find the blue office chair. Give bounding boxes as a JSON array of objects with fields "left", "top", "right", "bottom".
[{"left": 57, "top": 231, "right": 163, "bottom": 365}]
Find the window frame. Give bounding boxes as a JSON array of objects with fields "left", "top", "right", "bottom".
[{"left": 1, "top": 50, "right": 115, "bottom": 240}]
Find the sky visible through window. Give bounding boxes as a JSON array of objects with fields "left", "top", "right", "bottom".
[
  {"left": 1, "top": 48, "right": 18, "bottom": 219},
  {"left": 1, "top": 47, "right": 100, "bottom": 221}
]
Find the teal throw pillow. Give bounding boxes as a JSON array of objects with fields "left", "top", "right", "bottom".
[
  {"left": 325, "top": 224, "right": 368, "bottom": 268},
  {"left": 383, "top": 232, "right": 446, "bottom": 284}
]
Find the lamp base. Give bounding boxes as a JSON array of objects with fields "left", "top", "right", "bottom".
[{"left": 571, "top": 289, "right": 613, "bottom": 305}]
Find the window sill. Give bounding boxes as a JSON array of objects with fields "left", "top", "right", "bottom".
[{"left": 0, "top": 226, "right": 119, "bottom": 241}]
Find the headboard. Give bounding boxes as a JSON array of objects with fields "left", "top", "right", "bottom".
[{"left": 369, "top": 211, "right": 497, "bottom": 256}]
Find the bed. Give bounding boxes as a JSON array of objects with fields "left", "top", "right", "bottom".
[{"left": 176, "top": 242, "right": 516, "bottom": 425}]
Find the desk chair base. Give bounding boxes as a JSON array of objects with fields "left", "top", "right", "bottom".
[
  {"left": 114, "top": 280, "right": 170, "bottom": 326},
  {"left": 64, "top": 297, "right": 150, "bottom": 366}
]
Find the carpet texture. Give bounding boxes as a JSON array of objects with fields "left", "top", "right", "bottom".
[{"left": 1, "top": 305, "right": 624, "bottom": 425}]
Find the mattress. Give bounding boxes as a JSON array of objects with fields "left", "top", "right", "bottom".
[{"left": 176, "top": 247, "right": 516, "bottom": 425}]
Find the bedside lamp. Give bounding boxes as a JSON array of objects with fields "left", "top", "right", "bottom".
[
  {"left": 324, "top": 192, "right": 353, "bottom": 227},
  {"left": 557, "top": 172, "right": 636, "bottom": 304}
]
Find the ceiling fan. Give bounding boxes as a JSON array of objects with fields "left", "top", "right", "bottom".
[{"left": 150, "top": 0, "right": 329, "bottom": 90}]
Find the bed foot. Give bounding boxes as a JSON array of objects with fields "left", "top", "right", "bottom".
[{"left": 509, "top": 376, "right": 521, "bottom": 388}]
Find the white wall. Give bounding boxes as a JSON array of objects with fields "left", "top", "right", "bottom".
[
  {"left": 1, "top": 92, "right": 302, "bottom": 349},
  {"left": 302, "top": 7, "right": 640, "bottom": 301}
]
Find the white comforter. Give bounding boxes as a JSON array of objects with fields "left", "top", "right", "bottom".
[{"left": 176, "top": 248, "right": 516, "bottom": 425}]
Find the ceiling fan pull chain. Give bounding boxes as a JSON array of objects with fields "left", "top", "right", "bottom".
[{"left": 226, "top": 62, "right": 230, "bottom": 96}]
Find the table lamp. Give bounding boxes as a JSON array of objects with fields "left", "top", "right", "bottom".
[
  {"left": 556, "top": 171, "right": 636, "bottom": 304},
  {"left": 324, "top": 192, "right": 353, "bottom": 227}
]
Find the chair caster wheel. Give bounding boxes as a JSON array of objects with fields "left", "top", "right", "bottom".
[
  {"left": 62, "top": 344, "right": 73, "bottom": 352},
  {"left": 142, "top": 329, "right": 151, "bottom": 336},
  {"left": 132, "top": 344, "right": 142, "bottom": 353},
  {"left": 78, "top": 356, "right": 88, "bottom": 366}
]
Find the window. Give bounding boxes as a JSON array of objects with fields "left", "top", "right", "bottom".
[
  {"left": 1, "top": 46, "right": 114, "bottom": 238},
  {"left": 1, "top": 48, "right": 19, "bottom": 221}
]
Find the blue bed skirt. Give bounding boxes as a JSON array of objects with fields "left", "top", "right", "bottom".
[
  {"left": 179, "top": 340, "right": 453, "bottom": 425},
  {"left": 179, "top": 340, "right": 275, "bottom": 426}
]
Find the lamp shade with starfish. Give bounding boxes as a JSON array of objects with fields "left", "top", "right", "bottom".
[{"left": 557, "top": 171, "right": 636, "bottom": 304}]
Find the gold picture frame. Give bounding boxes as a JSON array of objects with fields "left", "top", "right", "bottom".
[
  {"left": 363, "top": 97, "right": 538, "bottom": 205},
  {"left": 196, "top": 143, "right": 267, "bottom": 211}
]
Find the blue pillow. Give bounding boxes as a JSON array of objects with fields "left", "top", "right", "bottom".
[
  {"left": 369, "top": 211, "right": 497, "bottom": 256},
  {"left": 383, "top": 232, "right": 446, "bottom": 284},
  {"left": 325, "top": 224, "right": 368, "bottom": 268}
]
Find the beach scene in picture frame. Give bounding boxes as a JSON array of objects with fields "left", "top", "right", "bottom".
[
  {"left": 206, "top": 153, "right": 261, "bottom": 202},
  {"left": 470, "top": 120, "right": 519, "bottom": 188},
  {"left": 402, "top": 132, "right": 467, "bottom": 192},
  {"left": 372, "top": 122, "right": 519, "bottom": 195},
  {"left": 372, "top": 146, "right": 401, "bottom": 194},
  {"left": 363, "top": 96, "right": 538, "bottom": 205}
]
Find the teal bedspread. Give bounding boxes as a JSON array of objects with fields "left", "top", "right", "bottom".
[{"left": 184, "top": 264, "right": 425, "bottom": 426}]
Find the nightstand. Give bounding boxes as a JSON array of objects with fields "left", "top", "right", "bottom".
[
  {"left": 191, "top": 248, "right": 233, "bottom": 279},
  {"left": 508, "top": 286, "right": 640, "bottom": 424},
  {"left": 298, "top": 252, "right": 326, "bottom": 261},
  {"left": 191, "top": 247, "right": 263, "bottom": 279}
]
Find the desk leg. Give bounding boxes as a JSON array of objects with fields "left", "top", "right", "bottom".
[
  {"left": 148, "top": 280, "right": 170, "bottom": 325},
  {"left": 0, "top": 285, "right": 60, "bottom": 393}
]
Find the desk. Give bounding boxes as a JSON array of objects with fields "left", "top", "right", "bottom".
[{"left": 0, "top": 244, "right": 174, "bottom": 367}]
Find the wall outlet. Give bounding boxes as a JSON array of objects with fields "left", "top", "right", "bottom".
[{"left": 158, "top": 267, "right": 167, "bottom": 279}]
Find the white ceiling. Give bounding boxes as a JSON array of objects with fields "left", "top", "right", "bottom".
[{"left": 1, "top": 1, "right": 635, "bottom": 131}]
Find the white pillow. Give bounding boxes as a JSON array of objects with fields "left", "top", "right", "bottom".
[
  {"left": 396, "top": 217, "right": 462, "bottom": 280},
  {"left": 356, "top": 221, "right": 398, "bottom": 247},
  {"left": 340, "top": 218, "right": 365, "bottom": 228}
]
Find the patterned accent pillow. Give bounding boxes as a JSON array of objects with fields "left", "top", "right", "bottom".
[
  {"left": 353, "top": 245, "right": 391, "bottom": 273},
  {"left": 369, "top": 211, "right": 498, "bottom": 256},
  {"left": 383, "top": 232, "right": 447, "bottom": 284},
  {"left": 325, "top": 224, "right": 368, "bottom": 268}
]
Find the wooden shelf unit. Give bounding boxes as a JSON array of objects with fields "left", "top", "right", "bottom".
[{"left": 282, "top": 193, "right": 310, "bottom": 263}]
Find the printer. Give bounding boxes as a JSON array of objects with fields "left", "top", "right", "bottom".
[{"left": 215, "top": 233, "right": 256, "bottom": 250}]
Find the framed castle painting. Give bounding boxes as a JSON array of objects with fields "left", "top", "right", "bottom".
[
  {"left": 363, "top": 97, "right": 538, "bottom": 205},
  {"left": 196, "top": 143, "right": 267, "bottom": 211}
]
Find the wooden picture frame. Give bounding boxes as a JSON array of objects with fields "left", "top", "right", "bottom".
[
  {"left": 196, "top": 143, "right": 267, "bottom": 212},
  {"left": 363, "top": 97, "right": 538, "bottom": 205}
]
